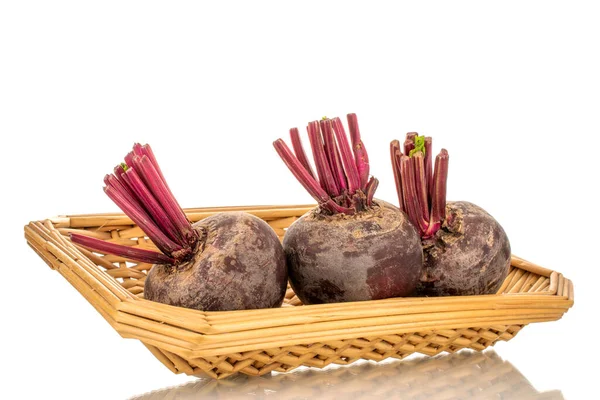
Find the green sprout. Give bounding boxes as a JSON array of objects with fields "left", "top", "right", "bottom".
[{"left": 409, "top": 135, "right": 426, "bottom": 157}]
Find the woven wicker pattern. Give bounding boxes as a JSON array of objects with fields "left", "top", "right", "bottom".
[
  {"left": 24, "top": 205, "right": 574, "bottom": 379},
  {"left": 131, "top": 350, "right": 563, "bottom": 399},
  {"left": 172, "top": 326, "right": 524, "bottom": 379}
]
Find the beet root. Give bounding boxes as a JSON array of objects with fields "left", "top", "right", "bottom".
[
  {"left": 284, "top": 201, "right": 423, "bottom": 305},
  {"left": 274, "top": 114, "right": 423, "bottom": 304},
  {"left": 144, "top": 212, "right": 288, "bottom": 311},
  {"left": 70, "top": 143, "right": 288, "bottom": 312},
  {"left": 415, "top": 201, "right": 511, "bottom": 297},
  {"left": 391, "top": 134, "right": 512, "bottom": 297}
]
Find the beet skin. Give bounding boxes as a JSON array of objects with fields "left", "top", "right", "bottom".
[
  {"left": 283, "top": 201, "right": 423, "bottom": 305},
  {"left": 144, "top": 212, "right": 287, "bottom": 311},
  {"left": 416, "top": 201, "right": 511, "bottom": 297}
]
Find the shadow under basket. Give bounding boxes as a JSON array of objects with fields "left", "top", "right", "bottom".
[{"left": 25, "top": 204, "right": 574, "bottom": 379}]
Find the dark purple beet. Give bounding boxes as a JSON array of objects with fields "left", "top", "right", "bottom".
[
  {"left": 391, "top": 135, "right": 511, "bottom": 297},
  {"left": 284, "top": 200, "right": 422, "bottom": 304},
  {"left": 416, "top": 201, "right": 510, "bottom": 296},
  {"left": 275, "top": 114, "right": 423, "bottom": 304},
  {"left": 145, "top": 212, "right": 287, "bottom": 311},
  {"left": 71, "top": 143, "right": 287, "bottom": 312}
]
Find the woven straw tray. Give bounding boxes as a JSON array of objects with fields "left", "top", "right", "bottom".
[{"left": 24, "top": 204, "right": 574, "bottom": 379}]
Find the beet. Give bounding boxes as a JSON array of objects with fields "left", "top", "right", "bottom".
[
  {"left": 284, "top": 201, "right": 422, "bottom": 304},
  {"left": 418, "top": 201, "right": 510, "bottom": 296},
  {"left": 71, "top": 144, "right": 287, "bottom": 311},
  {"left": 144, "top": 212, "right": 287, "bottom": 311},
  {"left": 274, "top": 114, "right": 423, "bottom": 304},
  {"left": 390, "top": 135, "right": 511, "bottom": 296}
]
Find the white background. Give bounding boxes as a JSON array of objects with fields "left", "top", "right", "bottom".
[{"left": 1, "top": 1, "right": 598, "bottom": 399}]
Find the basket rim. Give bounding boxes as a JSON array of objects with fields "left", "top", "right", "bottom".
[
  {"left": 25, "top": 204, "right": 574, "bottom": 360},
  {"left": 47, "top": 204, "right": 316, "bottom": 228}
]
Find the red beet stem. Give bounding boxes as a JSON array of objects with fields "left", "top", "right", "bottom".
[
  {"left": 365, "top": 177, "right": 378, "bottom": 207},
  {"left": 392, "top": 133, "right": 450, "bottom": 239},
  {"left": 139, "top": 144, "right": 167, "bottom": 184},
  {"left": 412, "top": 152, "right": 430, "bottom": 224},
  {"left": 289, "top": 127, "right": 316, "bottom": 179},
  {"left": 390, "top": 140, "right": 406, "bottom": 213},
  {"left": 138, "top": 144, "right": 192, "bottom": 227},
  {"left": 331, "top": 117, "right": 361, "bottom": 194},
  {"left": 105, "top": 173, "right": 148, "bottom": 222},
  {"left": 347, "top": 113, "right": 370, "bottom": 190},
  {"left": 273, "top": 139, "right": 353, "bottom": 215},
  {"left": 401, "top": 155, "right": 429, "bottom": 234},
  {"left": 399, "top": 155, "right": 419, "bottom": 230},
  {"left": 118, "top": 170, "right": 155, "bottom": 223},
  {"left": 104, "top": 185, "right": 183, "bottom": 256},
  {"left": 307, "top": 121, "right": 340, "bottom": 196},
  {"left": 125, "top": 167, "right": 185, "bottom": 246},
  {"left": 77, "top": 144, "right": 203, "bottom": 266},
  {"left": 273, "top": 139, "right": 329, "bottom": 202},
  {"left": 131, "top": 155, "right": 197, "bottom": 247},
  {"left": 70, "top": 233, "right": 175, "bottom": 264},
  {"left": 276, "top": 114, "right": 376, "bottom": 215},
  {"left": 424, "top": 137, "right": 433, "bottom": 201},
  {"left": 404, "top": 132, "right": 417, "bottom": 155},
  {"left": 111, "top": 165, "right": 138, "bottom": 200},
  {"left": 124, "top": 151, "right": 136, "bottom": 172},
  {"left": 427, "top": 149, "right": 449, "bottom": 236},
  {"left": 105, "top": 172, "right": 138, "bottom": 209},
  {"left": 320, "top": 119, "right": 348, "bottom": 192}
]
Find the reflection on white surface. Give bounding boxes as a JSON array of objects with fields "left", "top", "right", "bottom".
[{"left": 130, "top": 350, "right": 563, "bottom": 400}]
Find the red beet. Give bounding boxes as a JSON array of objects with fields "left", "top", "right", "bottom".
[
  {"left": 71, "top": 144, "right": 287, "bottom": 311},
  {"left": 274, "top": 114, "right": 423, "bottom": 305},
  {"left": 390, "top": 135, "right": 511, "bottom": 296},
  {"left": 145, "top": 212, "right": 287, "bottom": 311}
]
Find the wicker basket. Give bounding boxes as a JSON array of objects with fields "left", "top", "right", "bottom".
[{"left": 24, "top": 204, "right": 574, "bottom": 379}]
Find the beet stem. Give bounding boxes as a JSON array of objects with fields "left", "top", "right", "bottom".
[
  {"left": 307, "top": 121, "right": 339, "bottom": 196},
  {"left": 117, "top": 170, "right": 174, "bottom": 242},
  {"left": 404, "top": 132, "right": 417, "bottom": 155},
  {"left": 399, "top": 155, "right": 419, "bottom": 230},
  {"left": 400, "top": 155, "right": 429, "bottom": 235},
  {"left": 424, "top": 136, "right": 433, "bottom": 202},
  {"left": 124, "top": 151, "right": 136, "bottom": 172},
  {"left": 365, "top": 177, "right": 378, "bottom": 207},
  {"left": 321, "top": 119, "right": 348, "bottom": 192},
  {"left": 111, "top": 166, "right": 138, "bottom": 201},
  {"left": 125, "top": 167, "right": 185, "bottom": 246},
  {"left": 105, "top": 173, "right": 148, "bottom": 223},
  {"left": 390, "top": 140, "right": 406, "bottom": 213},
  {"left": 81, "top": 144, "right": 202, "bottom": 265},
  {"left": 138, "top": 144, "right": 193, "bottom": 230},
  {"left": 428, "top": 149, "right": 449, "bottom": 236},
  {"left": 331, "top": 117, "right": 361, "bottom": 194},
  {"left": 412, "top": 152, "right": 430, "bottom": 224},
  {"left": 103, "top": 185, "right": 183, "bottom": 255},
  {"left": 289, "top": 127, "right": 317, "bottom": 180},
  {"left": 347, "top": 113, "right": 370, "bottom": 190},
  {"left": 132, "top": 155, "right": 197, "bottom": 247},
  {"left": 273, "top": 139, "right": 353, "bottom": 215},
  {"left": 70, "top": 233, "right": 175, "bottom": 264},
  {"left": 139, "top": 144, "right": 168, "bottom": 185},
  {"left": 392, "top": 133, "right": 450, "bottom": 239},
  {"left": 276, "top": 115, "right": 375, "bottom": 216}
]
